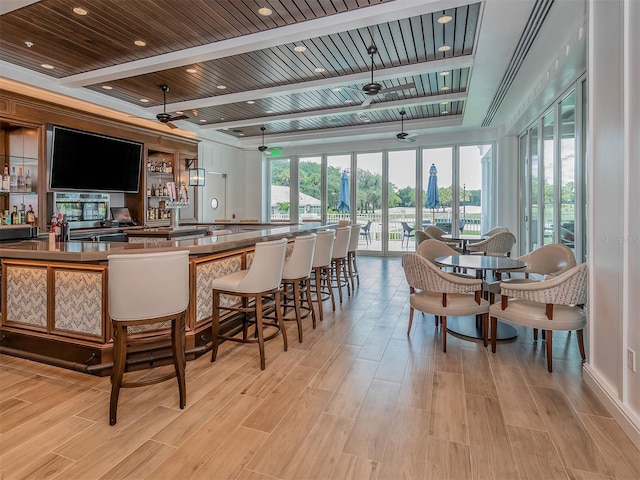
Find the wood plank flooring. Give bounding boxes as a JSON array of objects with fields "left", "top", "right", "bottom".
[{"left": 1, "top": 257, "right": 639, "bottom": 480}]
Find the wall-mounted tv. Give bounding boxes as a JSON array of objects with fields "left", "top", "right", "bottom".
[{"left": 49, "top": 125, "right": 142, "bottom": 193}]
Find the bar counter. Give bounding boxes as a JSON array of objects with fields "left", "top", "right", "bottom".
[{"left": 0, "top": 223, "right": 328, "bottom": 374}]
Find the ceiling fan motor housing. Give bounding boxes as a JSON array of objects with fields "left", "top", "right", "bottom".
[{"left": 156, "top": 112, "right": 172, "bottom": 123}]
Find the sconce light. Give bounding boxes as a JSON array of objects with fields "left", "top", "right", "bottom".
[{"left": 186, "top": 158, "right": 205, "bottom": 186}]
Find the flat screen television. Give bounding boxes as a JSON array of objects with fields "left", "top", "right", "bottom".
[{"left": 49, "top": 126, "right": 142, "bottom": 193}]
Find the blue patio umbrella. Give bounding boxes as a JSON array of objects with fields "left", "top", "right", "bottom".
[
  {"left": 338, "top": 171, "right": 350, "bottom": 213},
  {"left": 426, "top": 163, "right": 439, "bottom": 222}
]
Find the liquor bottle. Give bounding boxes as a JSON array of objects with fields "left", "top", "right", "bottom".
[
  {"left": 17, "top": 167, "right": 26, "bottom": 192},
  {"left": 60, "top": 214, "right": 70, "bottom": 242},
  {"left": 11, "top": 206, "right": 19, "bottom": 224},
  {"left": 25, "top": 169, "right": 32, "bottom": 192},
  {"left": 1, "top": 166, "right": 9, "bottom": 191},
  {"left": 26, "top": 204, "right": 36, "bottom": 226},
  {"left": 55, "top": 213, "right": 63, "bottom": 242},
  {"left": 146, "top": 183, "right": 151, "bottom": 197},
  {"left": 18, "top": 204, "right": 26, "bottom": 224},
  {"left": 9, "top": 167, "right": 17, "bottom": 192}
]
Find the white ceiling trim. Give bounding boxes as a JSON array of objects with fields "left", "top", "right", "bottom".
[{"left": 152, "top": 56, "right": 473, "bottom": 114}]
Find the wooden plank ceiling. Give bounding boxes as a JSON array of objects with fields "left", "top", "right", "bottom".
[{"left": 0, "top": 0, "right": 481, "bottom": 140}]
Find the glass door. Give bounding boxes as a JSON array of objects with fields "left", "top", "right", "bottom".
[
  {"left": 458, "top": 145, "right": 491, "bottom": 237},
  {"left": 355, "top": 152, "right": 382, "bottom": 253},
  {"left": 559, "top": 91, "right": 576, "bottom": 251},
  {"left": 326, "top": 154, "right": 351, "bottom": 225},
  {"left": 270, "top": 158, "right": 291, "bottom": 221},
  {"left": 422, "top": 148, "right": 453, "bottom": 233},
  {"left": 388, "top": 150, "right": 417, "bottom": 252}
]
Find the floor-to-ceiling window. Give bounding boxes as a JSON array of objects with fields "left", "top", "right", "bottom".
[
  {"left": 269, "top": 157, "right": 291, "bottom": 222},
  {"left": 326, "top": 154, "right": 351, "bottom": 225},
  {"left": 519, "top": 79, "right": 586, "bottom": 260},
  {"left": 298, "top": 156, "right": 322, "bottom": 222},
  {"left": 459, "top": 145, "right": 491, "bottom": 235},
  {"left": 422, "top": 147, "right": 453, "bottom": 232},
  {"left": 355, "top": 152, "right": 382, "bottom": 253},
  {"left": 388, "top": 150, "right": 417, "bottom": 252}
]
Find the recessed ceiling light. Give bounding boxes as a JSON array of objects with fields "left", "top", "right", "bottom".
[
  {"left": 441, "top": 86, "right": 450, "bottom": 91},
  {"left": 200, "top": 119, "right": 206, "bottom": 123},
  {"left": 332, "top": 87, "right": 342, "bottom": 92},
  {"left": 258, "top": 7, "right": 272, "bottom": 16},
  {"left": 220, "top": 117, "right": 224, "bottom": 120},
  {"left": 41, "top": 64, "right": 54, "bottom": 69},
  {"left": 222, "top": 128, "right": 229, "bottom": 131},
  {"left": 216, "top": 85, "right": 227, "bottom": 90},
  {"left": 345, "top": 100, "right": 354, "bottom": 104},
  {"left": 134, "top": 40, "right": 146, "bottom": 47},
  {"left": 294, "top": 45, "right": 306, "bottom": 52},
  {"left": 72, "top": 6, "right": 88, "bottom": 15},
  {"left": 363, "top": 118, "right": 371, "bottom": 123},
  {"left": 438, "top": 45, "right": 451, "bottom": 52},
  {"left": 176, "top": 111, "right": 183, "bottom": 115},
  {"left": 247, "top": 100, "right": 255, "bottom": 104},
  {"left": 140, "top": 98, "right": 149, "bottom": 103},
  {"left": 314, "top": 67, "right": 325, "bottom": 73},
  {"left": 298, "top": 127, "right": 303, "bottom": 130},
  {"left": 238, "top": 133, "right": 245, "bottom": 136},
  {"left": 437, "top": 15, "right": 452, "bottom": 24},
  {"left": 101, "top": 85, "right": 113, "bottom": 90},
  {"left": 24, "top": 41, "right": 34, "bottom": 48},
  {"left": 440, "top": 71, "right": 450, "bottom": 76},
  {"left": 186, "top": 68, "right": 197, "bottom": 73},
  {"left": 265, "top": 110, "right": 274, "bottom": 114}
]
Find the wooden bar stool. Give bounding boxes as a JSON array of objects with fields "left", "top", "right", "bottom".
[
  {"left": 311, "top": 230, "right": 335, "bottom": 319},
  {"left": 211, "top": 238, "right": 288, "bottom": 370},
  {"left": 107, "top": 250, "right": 190, "bottom": 426},
  {"left": 330, "top": 226, "right": 352, "bottom": 303},
  {"left": 280, "top": 234, "right": 317, "bottom": 343},
  {"left": 347, "top": 224, "right": 361, "bottom": 290}
]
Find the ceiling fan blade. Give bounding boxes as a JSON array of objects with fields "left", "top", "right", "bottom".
[
  {"left": 378, "top": 82, "right": 416, "bottom": 95},
  {"left": 167, "top": 122, "right": 179, "bottom": 129},
  {"left": 361, "top": 96, "right": 374, "bottom": 108},
  {"left": 170, "top": 115, "right": 189, "bottom": 121}
]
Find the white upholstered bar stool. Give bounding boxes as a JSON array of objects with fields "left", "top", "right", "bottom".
[
  {"left": 280, "top": 234, "right": 317, "bottom": 343},
  {"left": 347, "top": 225, "right": 361, "bottom": 290},
  {"left": 330, "top": 226, "right": 352, "bottom": 303},
  {"left": 311, "top": 230, "right": 335, "bottom": 320},
  {"left": 107, "top": 250, "right": 190, "bottom": 426},
  {"left": 211, "top": 238, "right": 287, "bottom": 370}
]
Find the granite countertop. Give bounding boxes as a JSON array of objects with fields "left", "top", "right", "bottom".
[{"left": 0, "top": 224, "right": 328, "bottom": 262}]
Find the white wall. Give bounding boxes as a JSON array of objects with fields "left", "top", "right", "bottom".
[
  {"left": 583, "top": 0, "right": 640, "bottom": 448},
  {"left": 197, "top": 141, "right": 244, "bottom": 221}
]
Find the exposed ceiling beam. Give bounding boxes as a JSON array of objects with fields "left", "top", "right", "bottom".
[
  {"left": 200, "top": 92, "right": 467, "bottom": 130},
  {"left": 148, "top": 56, "right": 472, "bottom": 114}
]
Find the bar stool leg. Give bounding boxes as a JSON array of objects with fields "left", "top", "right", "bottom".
[
  {"left": 314, "top": 268, "right": 325, "bottom": 322},
  {"left": 305, "top": 277, "right": 317, "bottom": 329},
  {"left": 171, "top": 314, "right": 187, "bottom": 409},
  {"left": 325, "top": 266, "right": 336, "bottom": 311},
  {"left": 334, "top": 259, "right": 344, "bottom": 304},
  {"left": 109, "top": 323, "right": 127, "bottom": 426},
  {"left": 342, "top": 258, "right": 351, "bottom": 297},
  {"left": 255, "top": 293, "right": 266, "bottom": 370},
  {"left": 211, "top": 291, "right": 221, "bottom": 362}
]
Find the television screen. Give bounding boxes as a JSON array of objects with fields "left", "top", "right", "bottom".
[{"left": 49, "top": 126, "right": 142, "bottom": 193}]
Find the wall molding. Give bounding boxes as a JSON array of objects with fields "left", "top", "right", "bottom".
[{"left": 583, "top": 364, "right": 640, "bottom": 449}]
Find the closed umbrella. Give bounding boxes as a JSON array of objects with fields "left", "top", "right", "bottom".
[
  {"left": 426, "top": 163, "right": 439, "bottom": 224},
  {"left": 338, "top": 171, "right": 350, "bottom": 213}
]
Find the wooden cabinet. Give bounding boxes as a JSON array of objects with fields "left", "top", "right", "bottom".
[
  {"left": 145, "top": 150, "right": 176, "bottom": 226},
  {"left": 0, "top": 126, "right": 40, "bottom": 226}
]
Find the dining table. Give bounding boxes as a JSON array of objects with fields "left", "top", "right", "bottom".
[
  {"left": 441, "top": 233, "right": 487, "bottom": 253},
  {"left": 435, "top": 254, "right": 527, "bottom": 341}
]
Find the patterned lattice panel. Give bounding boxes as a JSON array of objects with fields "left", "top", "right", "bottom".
[
  {"left": 6, "top": 266, "right": 47, "bottom": 327},
  {"left": 54, "top": 269, "right": 104, "bottom": 337},
  {"left": 196, "top": 255, "right": 243, "bottom": 323}
]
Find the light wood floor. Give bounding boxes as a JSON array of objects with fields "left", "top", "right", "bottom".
[{"left": 1, "top": 257, "right": 639, "bottom": 480}]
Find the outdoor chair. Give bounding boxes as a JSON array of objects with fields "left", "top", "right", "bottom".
[
  {"left": 489, "top": 263, "right": 587, "bottom": 372},
  {"left": 400, "top": 222, "right": 415, "bottom": 248},
  {"left": 359, "top": 220, "right": 372, "bottom": 245}
]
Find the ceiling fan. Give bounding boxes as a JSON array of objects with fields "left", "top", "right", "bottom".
[
  {"left": 339, "top": 45, "right": 416, "bottom": 108},
  {"left": 396, "top": 110, "right": 416, "bottom": 142},
  {"left": 258, "top": 126, "right": 268, "bottom": 152},
  {"left": 156, "top": 85, "right": 188, "bottom": 128}
]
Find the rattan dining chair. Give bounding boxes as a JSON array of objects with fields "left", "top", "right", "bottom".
[
  {"left": 489, "top": 263, "right": 587, "bottom": 372},
  {"left": 402, "top": 253, "right": 489, "bottom": 352}
]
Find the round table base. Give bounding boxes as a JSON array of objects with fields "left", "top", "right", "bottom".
[{"left": 446, "top": 316, "right": 518, "bottom": 341}]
